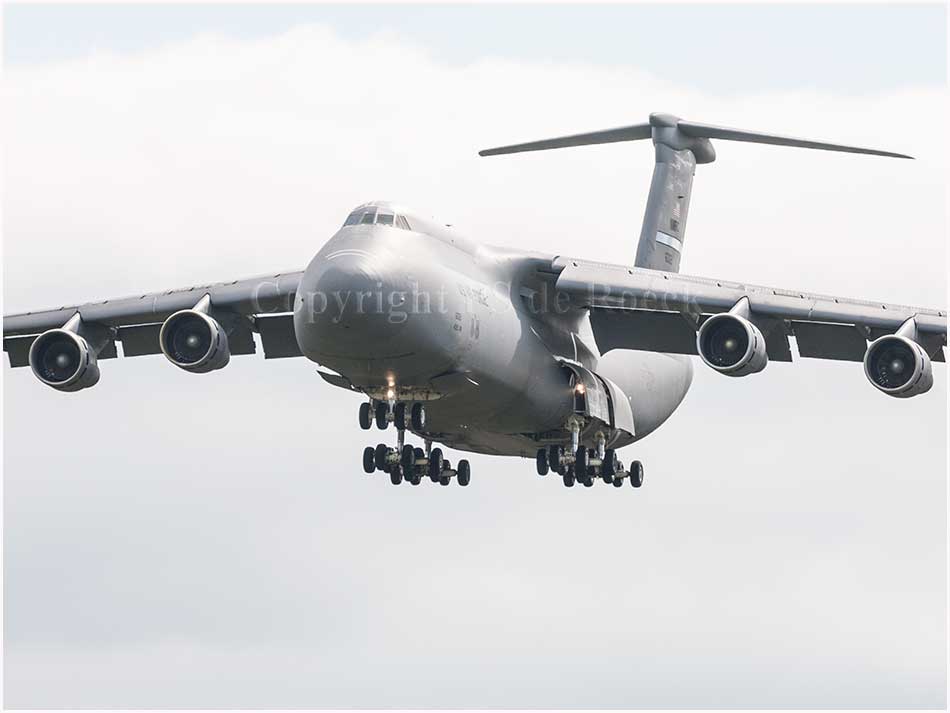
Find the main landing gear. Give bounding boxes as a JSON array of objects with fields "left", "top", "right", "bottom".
[
  {"left": 535, "top": 417, "right": 643, "bottom": 489},
  {"left": 536, "top": 445, "right": 644, "bottom": 489},
  {"left": 360, "top": 400, "right": 470, "bottom": 487}
]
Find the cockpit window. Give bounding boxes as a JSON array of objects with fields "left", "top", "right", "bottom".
[
  {"left": 342, "top": 207, "right": 414, "bottom": 230},
  {"left": 359, "top": 208, "right": 377, "bottom": 225}
]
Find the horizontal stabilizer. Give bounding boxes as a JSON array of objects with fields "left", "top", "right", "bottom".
[
  {"left": 676, "top": 119, "right": 913, "bottom": 159},
  {"left": 478, "top": 124, "right": 651, "bottom": 156},
  {"left": 479, "top": 112, "right": 913, "bottom": 160}
]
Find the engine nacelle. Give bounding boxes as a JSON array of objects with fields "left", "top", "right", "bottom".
[
  {"left": 28, "top": 328, "right": 100, "bottom": 392},
  {"left": 697, "top": 313, "right": 768, "bottom": 377},
  {"left": 863, "top": 334, "right": 933, "bottom": 398},
  {"left": 159, "top": 309, "right": 230, "bottom": 373}
]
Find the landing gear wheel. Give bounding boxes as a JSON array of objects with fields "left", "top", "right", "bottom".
[
  {"left": 362, "top": 446, "right": 375, "bottom": 474},
  {"left": 630, "top": 460, "right": 644, "bottom": 488},
  {"left": 393, "top": 402, "right": 407, "bottom": 431},
  {"left": 575, "top": 446, "right": 588, "bottom": 477},
  {"left": 536, "top": 448, "right": 549, "bottom": 476},
  {"left": 389, "top": 466, "right": 403, "bottom": 485},
  {"left": 429, "top": 448, "right": 444, "bottom": 481},
  {"left": 548, "top": 445, "right": 562, "bottom": 474},
  {"left": 410, "top": 402, "right": 426, "bottom": 431},
  {"left": 602, "top": 449, "right": 617, "bottom": 478},
  {"left": 375, "top": 402, "right": 389, "bottom": 429},
  {"left": 410, "top": 472, "right": 421, "bottom": 485},
  {"left": 401, "top": 444, "right": 416, "bottom": 479},
  {"left": 358, "top": 402, "right": 372, "bottom": 430},
  {"left": 563, "top": 470, "right": 575, "bottom": 488},
  {"left": 439, "top": 476, "right": 450, "bottom": 486},
  {"left": 374, "top": 443, "right": 389, "bottom": 470},
  {"left": 612, "top": 477, "right": 623, "bottom": 488},
  {"left": 582, "top": 475, "right": 593, "bottom": 487},
  {"left": 457, "top": 459, "right": 471, "bottom": 486}
]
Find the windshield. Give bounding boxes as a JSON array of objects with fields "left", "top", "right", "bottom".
[{"left": 342, "top": 207, "right": 412, "bottom": 230}]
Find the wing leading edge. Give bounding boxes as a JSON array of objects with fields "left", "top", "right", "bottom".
[
  {"left": 3, "top": 271, "right": 304, "bottom": 367},
  {"left": 551, "top": 257, "right": 947, "bottom": 362}
]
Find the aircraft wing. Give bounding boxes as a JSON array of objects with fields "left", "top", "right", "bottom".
[
  {"left": 3, "top": 271, "right": 304, "bottom": 367},
  {"left": 550, "top": 257, "right": 947, "bottom": 362}
]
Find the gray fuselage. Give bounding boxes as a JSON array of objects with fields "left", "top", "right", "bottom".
[{"left": 293, "top": 202, "right": 693, "bottom": 457}]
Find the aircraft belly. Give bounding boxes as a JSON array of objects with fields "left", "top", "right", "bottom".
[{"left": 595, "top": 349, "right": 694, "bottom": 440}]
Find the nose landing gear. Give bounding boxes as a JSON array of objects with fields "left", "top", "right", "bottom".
[
  {"left": 360, "top": 398, "right": 428, "bottom": 431},
  {"left": 359, "top": 400, "right": 469, "bottom": 486}
]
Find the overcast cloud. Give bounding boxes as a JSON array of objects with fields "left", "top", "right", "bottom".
[{"left": 2, "top": 11, "right": 947, "bottom": 709}]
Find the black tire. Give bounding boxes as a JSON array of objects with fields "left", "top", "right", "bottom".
[
  {"left": 410, "top": 473, "right": 421, "bottom": 485},
  {"left": 563, "top": 471, "right": 575, "bottom": 488},
  {"left": 401, "top": 444, "right": 416, "bottom": 478},
  {"left": 548, "top": 445, "right": 562, "bottom": 474},
  {"left": 536, "top": 448, "right": 549, "bottom": 476},
  {"left": 439, "top": 476, "right": 450, "bottom": 486},
  {"left": 575, "top": 446, "right": 588, "bottom": 477},
  {"left": 362, "top": 446, "right": 375, "bottom": 474},
  {"left": 410, "top": 402, "right": 426, "bottom": 431},
  {"left": 358, "top": 402, "right": 372, "bottom": 430},
  {"left": 603, "top": 448, "right": 617, "bottom": 477},
  {"left": 457, "top": 459, "right": 471, "bottom": 486},
  {"left": 393, "top": 402, "right": 407, "bottom": 431},
  {"left": 582, "top": 475, "right": 593, "bottom": 487},
  {"left": 612, "top": 477, "right": 623, "bottom": 488},
  {"left": 389, "top": 466, "right": 403, "bottom": 485},
  {"left": 375, "top": 402, "right": 389, "bottom": 429},
  {"left": 429, "top": 448, "right": 444, "bottom": 480},
  {"left": 630, "top": 460, "right": 644, "bottom": 488},
  {"left": 374, "top": 443, "right": 388, "bottom": 470}
]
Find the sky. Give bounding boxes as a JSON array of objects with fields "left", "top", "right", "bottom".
[{"left": 2, "top": 3, "right": 947, "bottom": 708}]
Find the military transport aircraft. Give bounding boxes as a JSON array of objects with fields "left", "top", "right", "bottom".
[{"left": 4, "top": 113, "right": 946, "bottom": 489}]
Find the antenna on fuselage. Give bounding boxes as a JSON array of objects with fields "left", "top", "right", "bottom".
[{"left": 479, "top": 112, "right": 912, "bottom": 273}]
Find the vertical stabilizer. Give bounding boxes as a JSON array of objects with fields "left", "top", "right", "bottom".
[
  {"left": 634, "top": 142, "right": 696, "bottom": 272},
  {"left": 633, "top": 113, "right": 715, "bottom": 273},
  {"left": 478, "top": 112, "right": 911, "bottom": 274}
]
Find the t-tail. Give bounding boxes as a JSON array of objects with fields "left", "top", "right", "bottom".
[{"left": 479, "top": 112, "right": 912, "bottom": 273}]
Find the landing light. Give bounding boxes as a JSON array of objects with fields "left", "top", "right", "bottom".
[{"left": 575, "top": 383, "right": 586, "bottom": 394}]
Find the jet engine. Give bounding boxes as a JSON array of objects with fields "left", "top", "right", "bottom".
[
  {"left": 863, "top": 333, "right": 933, "bottom": 398},
  {"left": 697, "top": 312, "right": 768, "bottom": 376},
  {"left": 159, "top": 309, "right": 230, "bottom": 373},
  {"left": 28, "top": 328, "right": 100, "bottom": 392}
]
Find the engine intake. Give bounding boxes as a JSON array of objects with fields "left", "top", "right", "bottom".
[
  {"left": 863, "top": 334, "right": 933, "bottom": 398},
  {"left": 697, "top": 313, "right": 768, "bottom": 376},
  {"left": 29, "top": 329, "right": 100, "bottom": 392},
  {"left": 160, "top": 309, "right": 230, "bottom": 373}
]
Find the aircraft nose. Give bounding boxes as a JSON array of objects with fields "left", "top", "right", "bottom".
[{"left": 295, "top": 252, "right": 412, "bottom": 360}]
